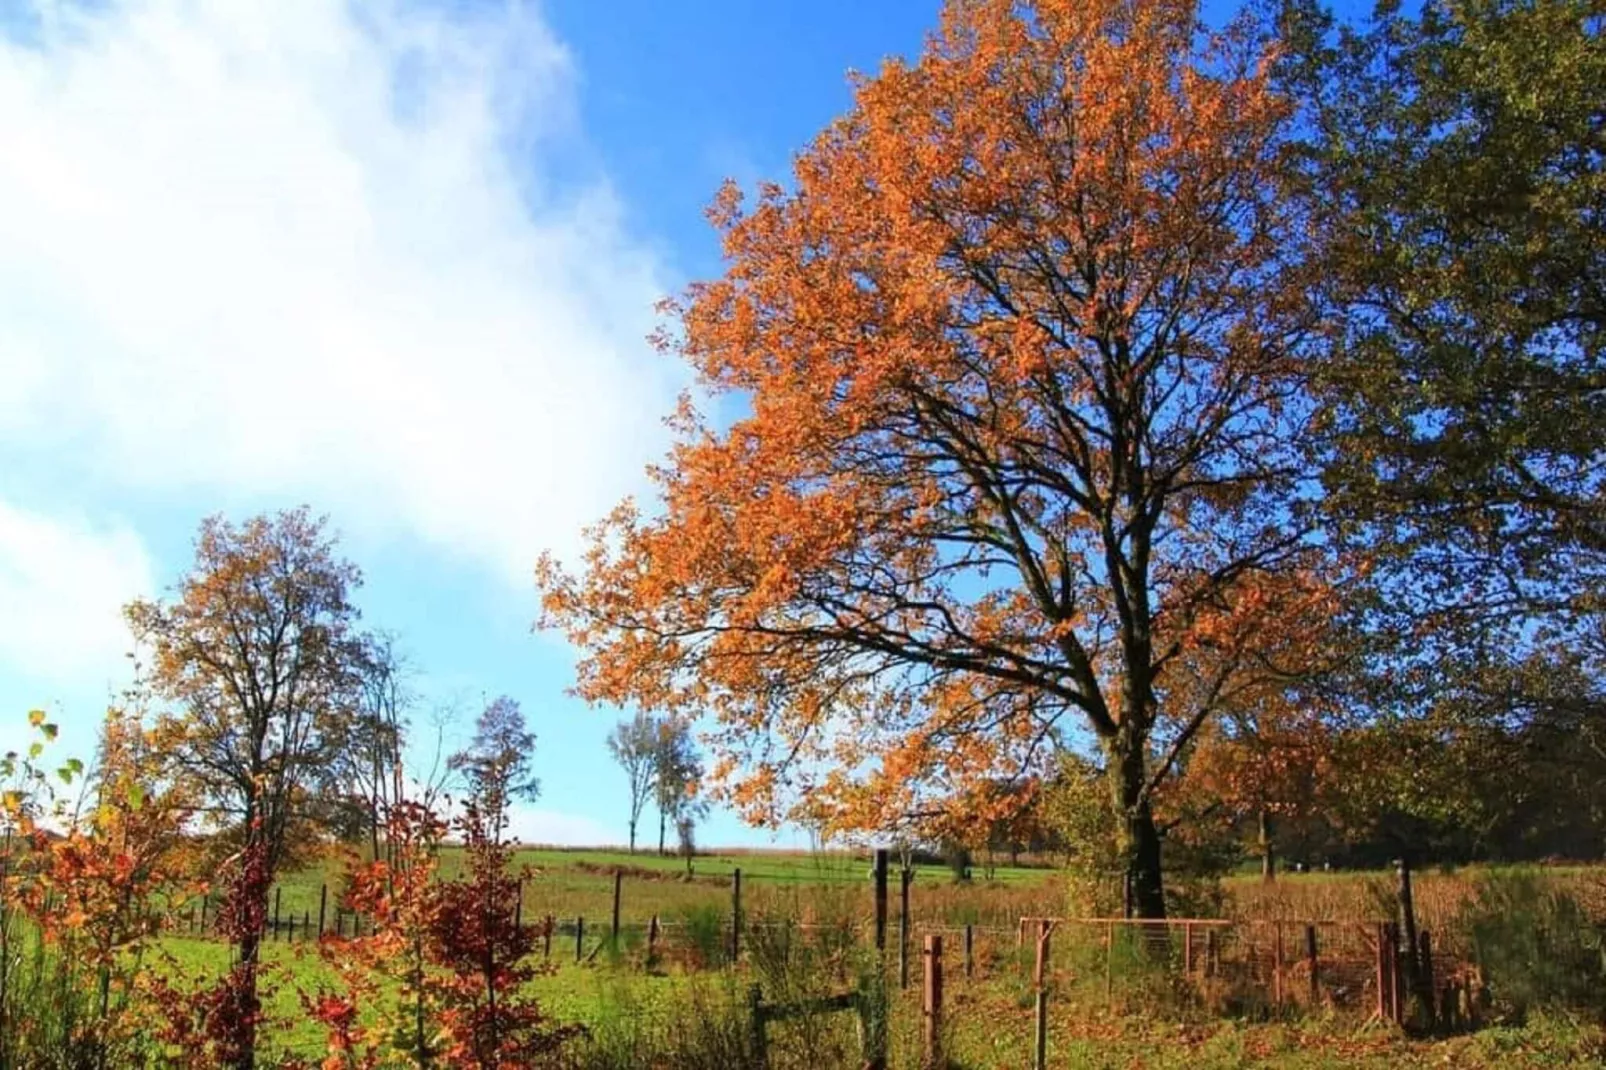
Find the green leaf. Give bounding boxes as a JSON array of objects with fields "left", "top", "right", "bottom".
[
  {"left": 27, "top": 742, "right": 42, "bottom": 759},
  {"left": 41, "top": 722, "right": 58, "bottom": 741},
  {"left": 127, "top": 783, "right": 147, "bottom": 811}
]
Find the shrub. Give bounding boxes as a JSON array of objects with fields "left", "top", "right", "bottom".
[{"left": 1459, "top": 869, "right": 1606, "bottom": 1020}]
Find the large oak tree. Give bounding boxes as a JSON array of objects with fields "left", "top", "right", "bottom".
[{"left": 540, "top": 0, "right": 1332, "bottom": 917}]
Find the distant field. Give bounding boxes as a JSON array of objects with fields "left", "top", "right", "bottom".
[{"left": 223, "top": 844, "right": 1062, "bottom": 943}]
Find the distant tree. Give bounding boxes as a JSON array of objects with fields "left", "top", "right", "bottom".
[
  {"left": 676, "top": 815, "right": 697, "bottom": 877},
  {"left": 125, "top": 507, "right": 364, "bottom": 1070},
  {"left": 342, "top": 631, "right": 411, "bottom": 863},
  {"left": 449, "top": 696, "right": 539, "bottom": 837},
  {"left": 605, "top": 712, "right": 659, "bottom": 853},
  {"left": 652, "top": 719, "right": 701, "bottom": 857}
]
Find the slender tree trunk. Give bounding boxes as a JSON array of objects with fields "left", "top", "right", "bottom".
[
  {"left": 658, "top": 809, "right": 667, "bottom": 857},
  {"left": 627, "top": 819, "right": 636, "bottom": 854}
]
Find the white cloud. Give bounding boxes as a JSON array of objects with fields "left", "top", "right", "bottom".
[
  {"left": 0, "top": 0, "right": 685, "bottom": 583},
  {"left": 0, "top": 502, "right": 154, "bottom": 684}
]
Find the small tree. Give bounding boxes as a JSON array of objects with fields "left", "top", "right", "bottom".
[
  {"left": 676, "top": 816, "right": 697, "bottom": 878},
  {"left": 605, "top": 713, "right": 659, "bottom": 854},
  {"left": 448, "top": 696, "right": 539, "bottom": 839},
  {"left": 652, "top": 720, "right": 701, "bottom": 857}
]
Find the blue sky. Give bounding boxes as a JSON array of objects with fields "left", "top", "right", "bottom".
[{"left": 0, "top": 0, "right": 942, "bottom": 847}]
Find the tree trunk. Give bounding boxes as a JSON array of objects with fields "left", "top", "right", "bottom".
[
  {"left": 233, "top": 930, "right": 262, "bottom": 1070},
  {"left": 1110, "top": 737, "right": 1166, "bottom": 920},
  {"left": 658, "top": 810, "right": 667, "bottom": 857},
  {"left": 1259, "top": 809, "right": 1276, "bottom": 883},
  {"left": 627, "top": 820, "right": 637, "bottom": 854}
]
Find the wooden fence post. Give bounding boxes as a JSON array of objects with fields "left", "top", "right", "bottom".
[
  {"left": 899, "top": 867, "right": 912, "bottom": 989},
  {"left": 1305, "top": 925, "right": 1319, "bottom": 1005},
  {"left": 872, "top": 849, "right": 889, "bottom": 956},
  {"left": 1419, "top": 930, "right": 1436, "bottom": 1029},
  {"left": 1273, "top": 923, "right": 1285, "bottom": 1007},
  {"left": 575, "top": 916, "right": 584, "bottom": 963},
  {"left": 1034, "top": 920, "right": 1051, "bottom": 1070},
  {"left": 963, "top": 923, "right": 974, "bottom": 979},
  {"left": 923, "top": 934, "right": 943, "bottom": 1069},
  {"left": 647, "top": 914, "right": 660, "bottom": 969},
  {"left": 302, "top": 910, "right": 310, "bottom": 942},
  {"left": 610, "top": 871, "right": 622, "bottom": 949},
  {"left": 1104, "top": 921, "right": 1115, "bottom": 1006},
  {"left": 1377, "top": 921, "right": 1403, "bottom": 1024},
  {"left": 731, "top": 868, "right": 742, "bottom": 964},
  {"left": 747, "top": 984, "right": 768, "bottom": 1068},
  {"left": 515, "top": 879, "right": 524, "bottom": 931},
  {"left": 543, "top": 915, "right": 553, "bottom": 959},
  {"left": 272, "top": 887, "right": 282, "bottom": 942},
  {"left": 1183, "top": 922, "right": 1193, "bottom": 975},
  {"left": 318, "top": 884, "right": 328, "bottom": 937}
]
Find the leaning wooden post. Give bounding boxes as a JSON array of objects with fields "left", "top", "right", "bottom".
[
  {"left": 1305, "top": 925, "right": 1320, "bottom": 1006},
  {"left": 514, "top": 879, "right": 524, "bottom": 930},
  {"left": 543, "top": 915, "right": 554, "bottom": 959},
  {"left": 575, "top": 916, "right": 585, "bottom": 963},
  {"left": 963, "top": 923, "right": 974, "bottom": 979},
  {"left": 317, "top": 884, "right": 328, "bottom": 937},
  {"left": 899, "top": 867, "right": 913, "bottom": 989},
  {"left": 272, "top": 887, "right": 282, "bottom": 942},
  {"left": 647, "top": 913, "right": 660, "bottom": 969},
  {"left": 1034, "top": 920, "right": 1051, "bottom": 1070},
  {"left": 731, "top": 868, "right": 743, "bottom": 964},
  {"left": 923, "top": 934, "right": 944, "bottom": 1069}
]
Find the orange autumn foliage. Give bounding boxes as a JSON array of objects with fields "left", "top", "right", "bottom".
[{"left": 540, "top": 0, "right": 1337, "bottom": 916}]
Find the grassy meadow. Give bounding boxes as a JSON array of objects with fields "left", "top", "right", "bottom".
[{"left": 134, "top": 846, "right": 1606, "bottom": 1067}]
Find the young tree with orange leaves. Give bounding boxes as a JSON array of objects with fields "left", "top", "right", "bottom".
[{"left": 540, "top": 0, "right": 1333, "bottom": 918}]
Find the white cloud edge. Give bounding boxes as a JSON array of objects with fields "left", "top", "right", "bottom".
[{"left": 0, "top": 0, "right": 688, "bottom": 592}]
